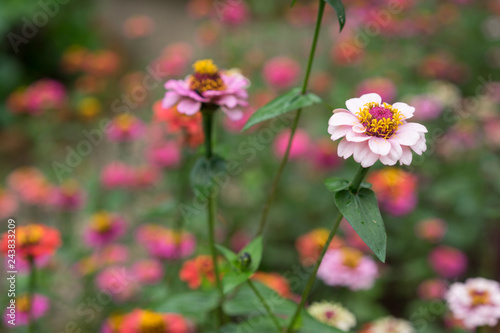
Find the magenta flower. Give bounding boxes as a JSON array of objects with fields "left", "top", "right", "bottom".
[
  {"left": 4, "top": 294, "right": 49, "bottom": 326},
  {"left": 106, "top": 113, "right": 145, "bottom": 142},
  {"left": 25, "top": 79, "right": 66, "bottom": 115},
  {"left": 49, "top": 179, "right": 86, "bottom": 211},
  {"left": 132, "top": 259, "right": 164, "bottom": 285},
  {"left": 162, "top": 59, "right": 249, "bottom": 120},
  {"left": 429, "top": 245, "right": 468, "bottom": 278},
  {"left": 356, "top": 77, "right": 397, "bottom": 103},
  {"left": 317, "top": 247, "right": 379, "bottom": 290},
  {"left": 147, "top": 141, "right": 181, "bottom": 168},
  {"left": 100, "top": 161, "right": 134, "bottom": 189},
  {"left": 328, "top": 93, "right": 427, "bottom": 167},
  {"left": 136, "top": 225, "right": 196, "bottom": 260},
  {"left": 84, "top": 212, "right": 127, "bottom": 247},
  {"left": 446, "top": 278, "right": 500, "bottom": 329},
  {"left": 274, "top": 128, "right": 311, "bottom": 160},
  {"left": 262, "top": 56, "right": 300, "bottom": 90},
  {"left": 95, "top": 266, "right": 138, "bottom": 303}
]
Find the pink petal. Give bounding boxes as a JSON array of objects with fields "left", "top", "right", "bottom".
[
  {"left": 399, "top": 146, "right": 413, "bottom": 165},
  {"left": 337, "top": 139, "right": 356, "bottom": 159},
  {"left": 392, "top": 102, "right": 415, "bottom": 120},
  {"left": 218, "top": 95, "right": 238, "bottom": 108},
  {"left": 392, "top": 130, "right": 420, "bottom": 146},
  {"left": 221, "top": 107, "right": 243, "bottom": 121},
  {"left": 177, "top": 99, "right": 201, "bottom": 115},
  {"left": 328, "top": 112, "right": 358, "bottom": 127},
  {"left": 345, "top": 98, "right": 364, "bottom": 114},
  {"left": 328, "top": 125, "right": 351, "bottom": 141},
  {"left": 410, "top": 134, "right": 427, "bottom": 154},
  {"left": 379, "top": 154, "right": 398, "bottom": 166},
  {"left": 346, "top": 131, "right": 371, "bottom": 142},
  {"left": 353, "top": 141, "right": 371, "bottom": 163},
  {"left": 368, "top": 137, "right": 391, "bottom": 156},
  {"left": 162, "top": 91, "right": 180, "bottom": 108},
  {"left": 352, "top": 123, "right": 366, "bottom": 133},
  {"left": 360, "top": 151, "right": 379, "bottom": 168},
  {"left": 399, "top": 122, "right": 428, "bottom": 133},
  {"left": 360, "top": 93, "right": 382, "bottom": 106}
]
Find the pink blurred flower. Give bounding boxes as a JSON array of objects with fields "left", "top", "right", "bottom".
[
  {"left": 96, "top": 266, "right": 138, "bottom": 303},
  {"left": 328, "top": 93, "right": 427, "bottom": 167},
  {"left": 136, "top": 225, "right": 196, "bottom": 260},
  {"left": 408, "top": 95, "right": 444, "bottom": 121},
  {"left": 415, "top": 218, "right": 447, "bottom": 242},
  {"left": 318, "top": 247, "right": 379, "bottom": 290},
  {"left": 147, "top": 141, "right": 181, "bottom": 168},
  {"left": 429, "top": 246, "right": 468, "bottom": 278},
  {"left": 49, "top": 179, "right": 86, "bottom": 211},
  {"left": 131, "top": 165, "right": 160, "bottom": 189},
  {"left": 418, "top": 279, "right": 448, "bottom": 300},
  {"left": 368, "top": 168, "right": 418, "bottom": 216},
  {"left": 3, "top": 294, "right": 49, "bottom": 326},
  {"left": 7, "top": 167, "right": 53, "bottom": 206},
  {"left": 296, "top": 228, "right": 344, "bottom": 266},
  {"left": 274, "top": 128, "right": 311, "bottom": 160},
  {"left": 223, "top": 108, "right": 255, "bottom": 133},
  {"left": 97, "top": 244, "right": 130, "bottom": 266},
  {"left": 24, "top": 79, "right": 66, "bottom": 115},
  {"left": 262, "top": 56, "right": 300, "bottom": 90},
  {"left": 100, "top": 162, "right": 134, "bottom": 189},
  {"left": 152, "top": 43, "right": 192, "bottom": 79},
  {"left": 356, "top": 77, "right": 397, "bottom": 103},
  {"left": 446, "top": 278, "right": 500, "bottom": 329},
  {"left": 217, "top": 1, "right": 250, "bottom": 26},
  {"left": 312, "top": 138, "right": 344, "bottom": 170},
  {"left": 230, "top": 230, "right": 252, "bottom": 253},
  {"left": 132, "top": 259, "right": 164, "bottom": 285},
  {"left": 122, "top": 15, "right": 155, "bottom": 39},
  {"left": 163, "top": 59, "right": 249, "bottom": 120},
  {"left": 0, "top": 188, "right": 18, "bottom": 219},
  {"left": 84, "top": 212, "right": 127, "bottom": 247},
  {"left": 107, "top": 114, "right": 145, "bottom": 142},
  {"left": 118, "top": 309, "right": 195, "bottom": 333}
]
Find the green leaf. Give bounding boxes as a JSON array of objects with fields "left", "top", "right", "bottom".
[
  {"left": 190, "top": 155, "right": 226, "bottom": 192},
  {"left": 221, "top": 271, "right": 252, "bottom": 294},
  {"left": 324, "top": 0, "right": 346, "bottom": 32},
  {"left": 240, "top": 236, "right": 263, "bottom": 273},
  {"left": 155, "top": 290, "right": 219, "bottom": 315},
  {"left": 242, "top": 88, "right": 322, "bottom": 131},
  {"left": 334, "top": 188, "right": 387, "bottom": 262},
  {"left": 290, "top": 0, "right": 298, "bottom": 7},
  {"left": 325, "top": 178, "right": 350, "bottom": 192}
]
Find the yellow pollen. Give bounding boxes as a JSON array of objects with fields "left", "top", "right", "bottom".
[
  {"left": 18, "top": 225, "right": 44, "bottom": 246},
  {"left": 341, "top": 248, "right": 363, "bottom": 269},
  {"left": 91, "top": 212, "right": 112, "bottom": 233},
  {"left": 356, "top": 102, "right": 403, "bottom": 139},
  {"left": 139, "top": 310, "right": 167, "bottom": 333},
  {"left": 17, "top": 295, "right": 31, "bottom": 312},
  {"left": 469, "top": 290, "right": 491, "bottom": 307},
  {"left": 108, "top": 314, "right": 124, "bottom": 332},
  {"left": 192, "top": 59, "right": 219, "bottom": 75}
]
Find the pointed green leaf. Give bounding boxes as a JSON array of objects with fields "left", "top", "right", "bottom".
[
  {"left": 215, "top": 244, "right": 238, "bottom": 265},
  {"left": 242, "top": 88, "right": 322, "bottom": 131},
  {"left": 334, "top": 188, "right": 387, "bottom": 262},
  {"left": 325, "top": 178, "right": 350, "bottom": 192},
  {"left": 221, "top": 271, "right": 252, "bottom": 294},
  {"left": 324, "top": 0, "right": 346, "bottom": 32},
  {"left": 239, "top": 235, "right": 263, "bottom": 273},
  {"left": 155, "top": 290, "right": 219, "bottom": 315}
]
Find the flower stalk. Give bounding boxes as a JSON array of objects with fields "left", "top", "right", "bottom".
[
  {"left": 247, "top": 280, "right": 283, "bottom": 333},
  {"left": 286, "top": 165, "right": 371, "bottom": 332},
  {"left": 28, "top": 256, "right": 36, "bottom": 333},
  {"left": 257, "top": 0, "right": 326, "bottom": 237}
]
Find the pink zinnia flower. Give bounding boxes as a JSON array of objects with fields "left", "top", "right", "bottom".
[
  {"left": 96, "top": 266, "right": 138, "bottom": 303},
  {"left": 84, "top": 212, "right": 127, "bottom": 247},
  {"left": 273, "top": 128, "right": 311, "bottom": 160},
  {"left": 446, "top": 278, "right": 500, "bottom": 329},
  {"left": 107, "top": 113, "right": 145, "bottom": 142},
  {"left": 136, "top": 225, "right": 196, "bottom": 260},
  {"left": 217, "top": 1, "right": 250, "bottom": 26},
  {"left": 162, "top": 59, "right": 249, "bottom": 120},
  {"left": 418, "top": 279, "right": 448, "bottom": 300},
  {"left": 118, "top": 309, "right": 195, "bottom": 333},
  {"left": 4, "top": 294, "right": 49, "bottom": 326},
  {"left": 0, "top": 188, "right": 18, "bottom": 219},
  {"left": 262, "top": 56, "right": 300, "bottom": 90},
  {"left": 415, "top": 218, "right": 447, "bottom": 242},
  {"left": 328, "top": 93, "right": 427, "bottom": 167},
  {"left": 24, "top": 79, "right": 66, "bottom": 115},
  {"left": 318, "top": 247, "right": 379, "bottom": 290},
  {"left": 132, "top": 259, "right": 164, "bottom": 285},
  {"left": 147, "top": 141, "right": 181, "bottom": 168},
  {"left": 49, "top": 179, "right": 86, "bottom": 211},
  {"left": 356, "top": 77, "right": 397, "bottom": 103},
  {"left": 131, "top": 165, "right": 160, "bottom": 189},
  {"left": 408, "top": 95, "right": 443, "bottom": 121},
  {"left": 429, "top": 246, "right": 468, "bottom": 278},
  {"left": 100, "top": 162, "right": 134, "bottom": 189}
]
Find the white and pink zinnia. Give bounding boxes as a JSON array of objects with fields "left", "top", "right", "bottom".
[
  {"left": 446, "top": 278, "right": 500, "bottom": 329},
  {"left": 328, "top": 93, "right": 427, "bottom": 167},
  {"left": 162, "top": 59, "right": 249, "bottom": 121}
]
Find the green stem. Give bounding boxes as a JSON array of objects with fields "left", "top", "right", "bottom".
[
  {"left": 202, "top": 109, "right": 224, "bottom": 329},
  {"left": 477, "top": 326, "right": 488, "bottom": 333},
  {"left": 247, "top": 280, "right": 283, "bottom": 333},
  {"left": 28, "top": 256, "right": 36, "bottom": 333},
  {"left": 256, "top": 0, "right": 326, "bottom": 237},
  {"left": 285, "top": 166, "right": 370, "bottom": 333}
]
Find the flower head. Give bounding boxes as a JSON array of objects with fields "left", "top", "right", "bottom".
[
  {"left": 262, "top": 56, "right": 301, "bottom": 89},
  {"left": 429, "top": 246, "right": 467, "bottom": 278},
  {"left": 114, "top": 309, "right": 195, "bottom": 333},
  {"left": 96, "top": 266, "right": 138, "bottom": 303},
  {"left": 446, "top": 278, "right": 500, "bottom": 329},
  {"left": 179, "top": 255, "right": 221, "bottom": 289},
  {"left": 295, "top": 228, "right": 344, "bottom": 266},
  {"left": 307, "top": 301, "right": 356, "bottom": 331},
  {"left": 136, "top": 225, "right": 196, "bottom": 260},
  {"left": 1, "top": 224, "right": 61, "bottom": 261},
  {"left": 317, "top": 247, "right": 378, "bottom": 290},
  {"left": 362, "top": 316, "right": 415, "bottom": 333},
  {"left": 328, "top": 93, "right": 427, "bottom": 167},
  {"left": 251, "top": 272, "right": 296, "bottom": 300},
  {"left": 107, "top": 113, "right": 145, "bottom": 142},
  {"left": 3, "top": 294, "right": 49, "bottom": 326},
  {"left": 162, "top": 59, "right": 249, "bottom": 120},
  {"left": 84, "top": 212, "right": 127, "bottom": 247},
  {"left": 49, "top": 179, "right": 86, "bottom": 211}
]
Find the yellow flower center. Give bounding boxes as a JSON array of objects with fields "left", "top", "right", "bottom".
[
  {"left": 17, "top": 295, "right": 31, "bottom": 312},
  {"left": 91, "top": 213, "right": 113, "bottom": 233},
  {"left": 139, "top": 311, "right": 167, "bottom": 333},
  {"left": 18, "top": 226, "right": 44, "bottom": 246},
  {"left": 341, "top": 248, "right": 363, "bottom": 269},
  {"left": 108, "top": 314, "right": 124, "bottom": 332},
  {"left": 190, "top": 59, "right": 225, "bottom": 93},
  {"left": 356, "top": 102, "right": 403, "bottom": 139},
  {"left": 115, "top": 114, "right": 134, "bottom": 130},
  {"left": 469, "top": 290, "right": 491, "bottom": 307}
]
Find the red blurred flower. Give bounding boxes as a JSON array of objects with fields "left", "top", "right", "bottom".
[{"left": 1, "top": 224, "right": 61, "bottom": 260}]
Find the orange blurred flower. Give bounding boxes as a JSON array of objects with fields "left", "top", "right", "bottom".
[{"left": 1, "top": 224, "right": 61, "bottom": 260}]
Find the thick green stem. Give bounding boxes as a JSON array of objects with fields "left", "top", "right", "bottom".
[
  {"left": 286, "top": 166, "right": 370, "bottom": 332},
  {"left": 247, "top": 280, "right": 283, "bottom": 333},
  {"left": 28, "top": 256, "right": 36, "bottom": 333},
  {"left": 477, "top": 326, "right": 488, "bottom": 333},
  {"left": 202, "top": 109, "right": 224, "bottom": 329},
  {"left": 256, "top": 0, "right": 326, "bottom": 237}
]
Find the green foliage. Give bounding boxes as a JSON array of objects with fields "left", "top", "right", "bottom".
[{"left": 324, "top": 0, "right": 346, "bottom": 32}]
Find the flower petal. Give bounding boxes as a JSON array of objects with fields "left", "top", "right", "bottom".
[
  {"left": 177, "top": 99, "right": 201, "bottom": 115},
  {"left": 399, "top": 146, "right": 413, "bottom": 165},
  {"left": 328, "top": 112, "right": 359, "bottom": 127},
  {"left": 360, "top": 151, "right": 379, "bottom": 168},
  {"left": 346, "top": 130, "right": 371, "bottom": 142},
  {"left": 392, "top": 102, "right": 415, "bottom": 120},
  {"left": 379, "top": 154, "right": 398, "bottom": 166},
  {"left": 337, "top": 139, "right": 356, "bottom": 159},
  {"left": 360, "top": 93, "right": 382, "bottom": 106},
  {"left": 328, "top": 125, "right": 352, "bottom": 141},
  {"left": 392, "top": 130, "right": 421, "bottom": 146},
  {"left": 345, "top": 98, "right": 364, "bottom": 114},
  {"left": 368, "top": 137, "right": 391, "bottom": 156},
  {"left": 221, "top": 107, "right": 243, "bottom": 121},
  {"left": 353, "top": 141, "right": 371, "bottom": 163},
  {"left": 352, "top": 123, "right": 366, "bottom": 133},
  {"left": 398, "top": 122, "right": 428, "bottom": 133},
  {"left": 162, "top": 91, "right": 180, "bottom": 108}
]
